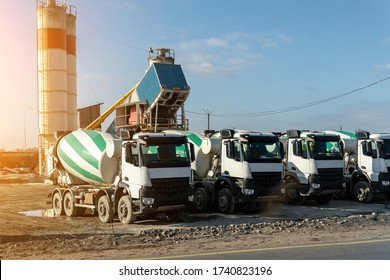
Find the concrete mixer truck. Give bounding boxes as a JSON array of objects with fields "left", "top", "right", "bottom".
[
  {"left": 279, "top": 130, "right": 345, "bottom": 205},
  {"left": 329, "top": 130, "right": 390, "bottom": 202},
  {"left": 49, "top": 129, "right": 194, "bottom": 224},
  {"left": 47, "top": 48, "right": 196, "bottom": 224},
  {"left": 179, "top": 129, "right": 284, "bottom": 213}
]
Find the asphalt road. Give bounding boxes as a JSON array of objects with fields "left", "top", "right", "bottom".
[{"left": 160, "top": 238, "right": 390, "bottom": 260}]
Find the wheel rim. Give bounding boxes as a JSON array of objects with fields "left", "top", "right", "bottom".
[
  {"left": 98, "top": 196, "right": 111, "bottom": 222},
  {"left": 218, "top": 193, "right": 228, "bottom": 211},
  {"left": 194, "top": 189, "right": 205, "bottom": 209},
  {"left": 52, "top": 193, "right": 62, "bottom": 215},
  {"left": 63, "top": 193, "right": 74, "bottom": 216},
  {"left": 118, "top": 196, "right": 134, "bottom": 224},
  {"left": 356, "top": 187, "right": 368, "bottom": 202},
  {"left": 287, "top": 188, "right": 298, "bottom": 200}
]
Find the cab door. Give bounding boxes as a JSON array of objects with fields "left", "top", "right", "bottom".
[{"left": 221, "top": 140, "right": 244, "bottom": 179}]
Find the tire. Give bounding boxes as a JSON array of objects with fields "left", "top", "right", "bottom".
[
  {"left": 52, "top": 192, "right": 64, "bottom": 216},
  {"left": 314, "top": 194, "right": 334, "bottom": 204},
  {"left": 117, "top": 195, "right": 136, "bottom": 224},
  {"left": 217, "top": 188, "right": 235, "bottom": 214},
  {"left": 284, "top": 182, "right": 304, "bottom": 205},
  {"left": 63, "top": 192, "right": 78, "bottom": 217},
  {"left": 193, "top": 187, "right": 208, "bottom": 211},
  {"left": 97, "top": 195, "right": 113, "bottom": 223},
  {"left": 354, "top": 181, "right": 373, "bottom": 203}
]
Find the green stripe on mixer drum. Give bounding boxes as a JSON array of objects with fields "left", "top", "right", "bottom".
[
  {"left": 58, "top": 148, "right": 105, "bottom": 184},
  {"left": 338, "top": 130, "right": 356, "bottom": 138},
  {"left": 64, "top": 133, "right": 100, "bottom": 170},
  {"left": 178, "top": 131, "right": 203, "bottom": 147},
  {"left": 83, "top": 130, "right": 106, "bottom": 152}
]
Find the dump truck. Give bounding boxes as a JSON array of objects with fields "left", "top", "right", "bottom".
[
  {"left": 178, "top": 129, "right": 284, "bottom": 213},
  {"left": 49, "top": 129, "right": 194, "bottom": 223},
  {"left": 327, "top": 130, "right": 390, "bottom": 202},
  {"left": 279, "top": 129, "right": 345, "bottom": 204}
]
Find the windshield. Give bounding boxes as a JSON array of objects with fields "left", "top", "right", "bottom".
[
  {"left": 140, "top": 143, "right": 190, "bottom": 167},
  {"left": 243, "top": 141, "right": 282, "bottom": 163},
  {"left": 308, "top": 140, "right": 343, "bottom": 160},
  {"left": 379, "top": 139, "right": 390, "bottom": 159}
]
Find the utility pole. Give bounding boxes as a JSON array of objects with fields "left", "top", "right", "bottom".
[{"left": 203, "top": 109, "right": 214, "bottom": 130}]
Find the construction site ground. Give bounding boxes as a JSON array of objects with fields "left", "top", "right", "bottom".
[{"left": 1, "top": 173, "right": 390, "bottom": 260}]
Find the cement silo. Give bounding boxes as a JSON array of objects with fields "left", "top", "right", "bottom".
[{"left": 36, "top": 0, "right": 77, "bottom": 175}]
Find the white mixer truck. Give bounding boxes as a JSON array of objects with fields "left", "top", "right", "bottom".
[
  {"left": 49, "top": 129, "right": 194, "bottom": 224},
  {"left": 331, "top": 130, "right": 390, "bottom": 202},
  {"left": 279, "top": 129, "right": 345, "bottom": 205},
  {"left": 183, "top": 129, "right": 284, "bottom": 213}
]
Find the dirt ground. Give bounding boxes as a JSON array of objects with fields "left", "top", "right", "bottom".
[{"left": 0, "top": 174, "right": 390, "bottom": 260}]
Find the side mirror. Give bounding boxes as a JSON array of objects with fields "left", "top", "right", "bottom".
[
  {"left": 189, "top": 143, "right": 195, "bottom": 163},
  {"left": 279, "top": 142, "right": 285, "bottom": 158}
]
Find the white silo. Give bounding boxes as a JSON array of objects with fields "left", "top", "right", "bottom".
[
  {"left": 66, "top": 5, "right": 77, "bottom": 131},
  {"left": 36, "top": 0, "right": 77, "bottom": 175}
]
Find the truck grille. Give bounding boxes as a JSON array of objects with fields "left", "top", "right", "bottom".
[
  {"left": 317, "top": 168, "right": 344, "bottom": 187},
  {"left": 150, "top": 177, "right": 189, "bottom": 194},
  {"left": 251, "top": 172, "right": 282, "bottom": 194}
]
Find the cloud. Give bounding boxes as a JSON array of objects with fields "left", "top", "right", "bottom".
[
  {"left": 176, "top": 31, "right": 290, "bottom": 77},
  {"left": 373, "top": 64, "right": 390, "bottom": 71}
]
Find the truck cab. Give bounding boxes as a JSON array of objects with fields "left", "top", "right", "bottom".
[
  {"left": 193, "top": 129, "right": 283, "bottom": 213},
  {"left": 348, "top": 131, "right": 390, "bottom": 202},
  {"left": 120, "top": 131, "right": 194, "bottom": 220},
  {"left": 281, "top": 129, "right": 345, "bottom": 204}
]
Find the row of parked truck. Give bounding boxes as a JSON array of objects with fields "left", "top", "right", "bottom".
[
  {"left": 46, "top": 48, "right": 390, "bottom": 224},
  {"left": 48, "top": 127, "right": 390, "bottom": 224}
]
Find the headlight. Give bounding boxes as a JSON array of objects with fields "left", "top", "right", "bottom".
[
  {"left": 142, "top": 197, "right": 155, "bottom": 205},
  {"left": 311, "top": 183, "right": 321, "bottom": 189},
  {"left": 243, "top": 188, "right": 255, "bottom": 195},
  {"left": 381, "top": 181, "right": 390, "bottom": 187},
  {"left": 188, "top": 195, "right": 194, "bottom": 202}
]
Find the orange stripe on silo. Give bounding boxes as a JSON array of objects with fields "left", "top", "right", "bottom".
[
  {"left": 66, "top": 35, "right": 76, "bottom": 55},
  {"left": 37, "top": 28, "right": 66, "bottom": 50}
]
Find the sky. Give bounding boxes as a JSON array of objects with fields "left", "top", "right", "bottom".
[{"left": 1, "top": 0, "right": 390, "bottom": 150}]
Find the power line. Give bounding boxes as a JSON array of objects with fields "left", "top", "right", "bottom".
[
  {"left": 78, "top": 12, "right": 145, "bottom": 51},
  {"left": 187, "top": 75, "right": 390, "bottom": 118}
]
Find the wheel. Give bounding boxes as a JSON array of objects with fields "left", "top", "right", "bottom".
[
  {"left": 117, "top": 195, "right": 136, "bottom": 224},
  {"left": 314, "top": 194, "right": 334, "bottom": 204},
  {"left": 284, "top": 182, "right": 304, "bottom": 205},
  {"left": 97, "top": 195, "right": 113, "bottom": 223},
  {"left": 354, "top": 181, "right": 373, "bottom": 202},
  {"left": 217, "top": 188, "right": 235, "bottom": 214},
  {"left": 52, "top": 192, "right": 64, "bottom": 216},
  {"left": 193, "top": 187, "right": 208, "bottom": 211},
  {"left": 63, "top": 192, "right": 78, "bottom": 217}
]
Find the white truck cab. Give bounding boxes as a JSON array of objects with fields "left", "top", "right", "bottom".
[{"left": 280, "top": 129, "right": 345, "bottom": 204}]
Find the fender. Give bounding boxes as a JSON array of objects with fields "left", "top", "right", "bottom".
[
  {"left": 212, "top": 176, "right": 234, "bottom": 201},
  {"left": 283, "top": 171, "right": 300, "bottom": 184},
  {"left": 350, "top": 170, "right": 370, "bottom": 187},
  {"left": 113, "top": 182, "right": 131, "bottom": 213},
  {"left": 95, "top": 187, "right": 115, "bottom": 210}
]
